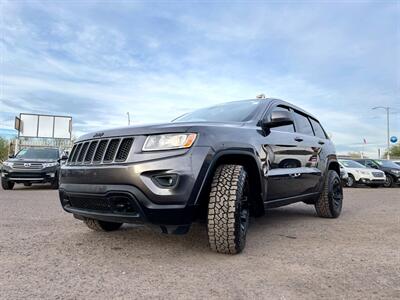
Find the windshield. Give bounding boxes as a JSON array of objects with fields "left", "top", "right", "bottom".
[
  {"left": 15, "top": 148, "right": 59, "bottom": 160},
  {"left": 173, "top": 100, "right": 262, "bottom": 123},
  {"left": 339, "top": 160, "right": 366, "bottom": 168},
  {"left": 373, "top": 159, "right": 400, "bottom": 168}
]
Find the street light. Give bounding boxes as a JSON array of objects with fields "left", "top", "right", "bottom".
[
  {"left": 127, "top": 112, "right": 131, "bottom": 125},
  {"left": 372, "top": 106, "right": 391, "bottom": 159}
]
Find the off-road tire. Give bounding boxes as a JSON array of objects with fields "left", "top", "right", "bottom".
[
  {"left": 315, "top": 170, "right": 343, "bottom": 218},
  {"left": 84, "top": 218, "right": 123, "bottom": 231},
  {"left": 346, "top": 174, "right": 356, "bottom": 187},
  {"left": 1, "top": 179, "right": 14, "bottom": 190},
  {"left": 207, "top": 164, "right": 250, "bottom": 254},
  {"left": 383, "top": 175, "right": 394, "bottom": 188}
]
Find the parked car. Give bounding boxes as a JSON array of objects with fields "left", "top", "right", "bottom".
[
  {"left": 59, "top": 98, "right": 343, "bottom": 254},
  {"left": 1, "top": 147, "right": 67, "bottom": 190},
  {"left": 393, "top": 160, "right": 400, "bottom": 167},
  {"left": 338, "top": 159, "right": 386, "bottom": 188},
  {"left": 354, "top": 159, "right": 400, "bottom": 187}
]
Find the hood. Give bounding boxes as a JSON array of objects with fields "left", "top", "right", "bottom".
[
  {"left": 344, "top": 166, "right": 384, "bottom": 173},
  {"left": 77, "top": 121, "right": 244, "bottom": 142}
]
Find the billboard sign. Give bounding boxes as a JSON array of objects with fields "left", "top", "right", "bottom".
[{"left": 17, "top": 113, "right": 72, "bottom": 139}]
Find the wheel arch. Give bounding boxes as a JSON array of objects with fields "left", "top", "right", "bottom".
[{"left": 194, "top": 150, "right": 265, "bottom": 218}]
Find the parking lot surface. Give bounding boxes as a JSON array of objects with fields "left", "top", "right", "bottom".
[{"left": 0, "top": 186, "right": 399, "bottom": 299}]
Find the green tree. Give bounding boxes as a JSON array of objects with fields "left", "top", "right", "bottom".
[
  {"left": 0, "top": 138, "right": 9, "bottom": 162},
  {"left": 347, "top": 152, "right": 362, "bottom": 158},
  {"left": 385, "top": 144, "right": 400, "bottom": 158}
]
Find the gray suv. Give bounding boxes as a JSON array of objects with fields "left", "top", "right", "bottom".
[{"left": 59, "top": 99, "right": 343, "bottom": 254}]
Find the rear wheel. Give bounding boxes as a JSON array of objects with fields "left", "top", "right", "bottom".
[
  {"left": 84, "top": 218, "right": 123, "bottom": 231},
  {"left": 1, "top": 179, "right": 14, "bottom": 190},
  {"left": 383, "top": 175, "right": 394, "bottom": 188},
  {"left": 207, "top": 164, "right": 250, "bottom": 254},
  {"left": 315, "top": 170, "right": 343, "bottom": 218}
]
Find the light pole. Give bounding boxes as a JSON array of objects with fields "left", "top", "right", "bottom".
[
  {"left": 127, "top": 112, "right": 131, "bottom": 126},
  {"left": 372, "top": 106, "right": 391, "bottom": 160}
]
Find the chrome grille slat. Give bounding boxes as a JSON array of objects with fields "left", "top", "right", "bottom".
[
  {"left": 13, "top": 162, "right": 43, "bottom": 169},
  {"left": 68, "top": 137, "right": 134, "bottom": 165}
]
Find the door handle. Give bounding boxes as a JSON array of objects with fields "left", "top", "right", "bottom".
[
  {"left": 294, "top": 137, "right": 303, "bottom": 142},
  {"left": 318, "top": 140, "right": 325, "bottom": 145}
]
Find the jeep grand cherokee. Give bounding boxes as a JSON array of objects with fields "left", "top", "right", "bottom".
[{"left": 59, "top": 99, "right": 343, "bottom": 254}]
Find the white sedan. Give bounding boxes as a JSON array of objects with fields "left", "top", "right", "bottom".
[{"left": 338, "top": 159, "right": 386, "bottom": 188}]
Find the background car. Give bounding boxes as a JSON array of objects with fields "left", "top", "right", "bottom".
[
  {"left": 338, "top": 159, "right": 386, "bottom": 188},
  {"left": 1, "top": 147, "right": 67, "bottom": 190},
  {"left": 354, "top": 159, "right": 400, "bottom": 188}
]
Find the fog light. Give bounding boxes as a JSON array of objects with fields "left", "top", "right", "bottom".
[
  {"left": 47, "top": 173, "right": 55, "bottom": 177},
  {"left": 152, "top": 174, "right": 178, "bottom": 188}
]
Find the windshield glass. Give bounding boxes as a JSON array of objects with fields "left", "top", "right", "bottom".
[
  {"left": 374, "top": 160, "right": 400, "bottom": 168},
  {"left": 339, "top": 160, "right": 366, "bottom": 168},
  {"left": 15, "top": 148, "right": 59, "bottom": 160},
  {"left": 173, "top": 100, "right": 262, "bottom": 123}
]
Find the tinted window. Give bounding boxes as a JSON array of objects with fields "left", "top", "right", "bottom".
[
  {"left": 270, "top": 106, "right": 295, "bottom": 133},
  {"left": 15, "top": 148, "right": 59, "bottom": 160},
  {"left": 293, "top": 111, "right": 314, "bottom": 136},
  {"left": 309, "top": 118, "right": 327, "bottom": 139},
  {"left": 173, "top": 100, "right": 263, "bottom": 123},
  {"left": 339, "top": 160, "right": 366, "bottom": 168}
]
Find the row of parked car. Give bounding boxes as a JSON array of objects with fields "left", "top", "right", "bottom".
[{"left": 339, "top": 158, "right": 400, "bottom": 188}]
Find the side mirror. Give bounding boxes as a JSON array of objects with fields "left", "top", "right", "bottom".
[
  {"left": 8, "top": 155, "right": 14, "bottom": 159},
  {"left": 262, "top": 110, "right": 294, "bottom": 130},
  {"left": 61, "top": 155, "right": 68, "bottom": 160}
]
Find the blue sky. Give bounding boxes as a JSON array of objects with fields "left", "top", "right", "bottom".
[{"left": 0, "top": 0, "right": 399, "bottom": 156}]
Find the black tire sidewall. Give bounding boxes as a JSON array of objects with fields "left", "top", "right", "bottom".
[{"left": 328, "top": 171, "right": 343, "bottom": 218}]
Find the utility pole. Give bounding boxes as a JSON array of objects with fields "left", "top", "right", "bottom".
[
  {"left": 127, "top": 112, "right": 131, "bottom": 126},
  {"left": 372, "top": 106, "right": 391, "bottom": 160}
]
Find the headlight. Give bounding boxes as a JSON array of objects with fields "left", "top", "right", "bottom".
[
  {"left": 356, "top": 170, "right": 369, "bottom": 175},
  {"left": 42, "top": 162, "right": 58, "bottom": 168},
  {"left": 391, "top": 169, "right": 400, "bottom": 174},
  {"left": 142, "top": 133, "right": 197, "bottom": 151},
  {"left": 2, "top": 161, "right": 13, "bottom": 167}
]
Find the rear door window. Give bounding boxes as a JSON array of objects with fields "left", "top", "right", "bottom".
[
  {"left": 293, "top": 111, "right": 314, "bottom": 136},
  {"left": 309, "top": 118, "right": 327, "bottom": 139}
]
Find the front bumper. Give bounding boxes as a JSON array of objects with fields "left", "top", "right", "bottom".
[
  {"left": 357, "top": 177, "right": 386, "bottom": 185},
  {"left": 59, "top": 146, "right": 213, "bottom": 227},
  {"left": 1, "top": 167, "right": 58, "bottom": 183}
]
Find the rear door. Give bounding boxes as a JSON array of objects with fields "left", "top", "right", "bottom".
[{"left": 290, "top": 111, "right": 323, "bottom": 195}]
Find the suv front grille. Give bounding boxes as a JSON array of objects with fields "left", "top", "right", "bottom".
[
  {"left": 13, "top": 162, "right": 43, "bottom": 169},
  {"left": 372, "top": 172, "right": 384, "bottom": 178},
  {"left": 68, "top": 137, "right": 134, "bottom": 165}
]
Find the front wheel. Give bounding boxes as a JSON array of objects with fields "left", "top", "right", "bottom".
[
  {"left": 1, "top": 179, "right": 14, "bottom": 190},
  {"left": 315, "top": 170, "right": 343, "bottom": 218},
  {"left": 207, "top": 164, "right": 250, "bottom": 254},
  {"left": 346, "top": 174, "right": 356, "bottom": 187},
  {"left": 383, "top": 175, "right": 394, "bottom": 188}
]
